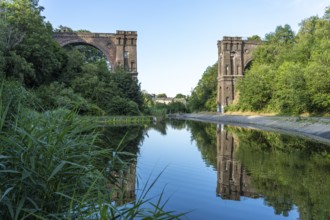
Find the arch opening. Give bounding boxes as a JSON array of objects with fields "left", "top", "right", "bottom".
[
  {"left": 63, "top": 42, "right": 112, "bottom": 70},
  {"left": 243, "top": 60, "right": 253, "bottom": 75}
]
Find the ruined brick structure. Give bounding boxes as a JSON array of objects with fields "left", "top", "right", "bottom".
[
  {"left": 53, "top": 30, "right": 138, "bottom": 78},
  {"left": 217, "top": 37, "right": 261, "bottom": 112}
]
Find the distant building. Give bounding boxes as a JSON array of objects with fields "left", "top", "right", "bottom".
[{"left": 154, "top": 97, "right": 186, "bottom": 105}]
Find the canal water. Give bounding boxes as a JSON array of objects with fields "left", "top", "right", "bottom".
[{"left": 116, "top": 120, "right": 330, "bottom": 219}]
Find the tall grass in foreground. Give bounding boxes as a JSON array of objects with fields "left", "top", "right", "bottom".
[
  {"left": 1, "top": 108, "right": 111, "bottom": 219},
  {"left": 0, "top": 80, "right": 184, "bottom": 219}
]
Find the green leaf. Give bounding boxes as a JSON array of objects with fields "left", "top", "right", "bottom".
[
  {"left": 0, "top": 187, "right": 14, "bottom": 202},
  {"left": 47, "top": 161, "right": 66, "bottom": 181},
  {"left": 0, "top": 170, "right": 20, "bottom": 173}
]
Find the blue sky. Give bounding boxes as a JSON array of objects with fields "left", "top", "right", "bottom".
[{"left": 39, "top": 0, "right": 329, "bottom": 97}]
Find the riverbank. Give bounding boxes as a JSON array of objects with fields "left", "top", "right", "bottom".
[{"left": 168, "top": 113, "right": 330, "bottom": 145}]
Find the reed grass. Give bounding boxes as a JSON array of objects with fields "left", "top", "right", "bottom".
[{"left": 0, "top": 80, "right": 184, "bottom": 219}]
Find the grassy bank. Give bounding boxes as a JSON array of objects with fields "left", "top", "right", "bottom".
[{"left": 90, "top": 115, "right": 154, "bottom": 126}]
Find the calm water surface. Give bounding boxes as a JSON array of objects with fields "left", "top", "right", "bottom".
[{"left": 118, "top": 120, "right": 330, "bottom": 219}]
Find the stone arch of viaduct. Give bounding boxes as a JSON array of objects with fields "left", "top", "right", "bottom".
[
  {"left": 53, "top": 30, "right": 138, "bottom": 78},
  {"left": 217, "top": 37, "right": 262, "bottom": 112}
]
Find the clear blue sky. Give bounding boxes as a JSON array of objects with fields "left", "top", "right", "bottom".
[{"left": 39, "top": 0, "right": 329, "bottom": 97}]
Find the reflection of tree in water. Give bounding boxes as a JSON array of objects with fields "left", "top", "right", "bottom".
[
  {"left": 148, "top": 121, "right": 167, "bottom": 135},
  {"left": 151, "top": 120, "right": 219, "bottom": 168},
  {"left": 97, "top": 125, "right": 146, "bottom": 205},
  {"left": 229, "top": 126, "right": 330, "bottom": 220},
  {"left": 148, "top": 119, "right": 188, "bottom": 136},
  {"left": 99, "top": 125, "right": 146, "bottom": 155},
  {"left": 167, "top": 118, "right": 187, "bottom": 130},
  {"left": 183, "top": 120, "right": 330, "bottom": 219},
  {"left": 186, "top": 121, "right": 218, "bottom": 168}
]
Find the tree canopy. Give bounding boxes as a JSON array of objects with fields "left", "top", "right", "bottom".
[
  {"left": 0, "top": 0, "right": 66, "bottom": 87},
  {"left": 188, "top": 63, "right": 217, "bottom": 112},
  {"left": 234, "top": 8, "right": 330, "bottom": 115}
]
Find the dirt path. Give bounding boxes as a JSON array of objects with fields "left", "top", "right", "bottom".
[{"left": 169, "top": 113, "right": 330, "bottom": 145}]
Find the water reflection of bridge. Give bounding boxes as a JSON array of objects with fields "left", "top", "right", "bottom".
[
  {"left": 111, "top": 123, "right": 260, "bottom": 205},
  {"left": 110, "top": 162, "right": 136, "bottom": 206},
  {"left": 216, "top": 124, "right": 259, "bottom": 200}
]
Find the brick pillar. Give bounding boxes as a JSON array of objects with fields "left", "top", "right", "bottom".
[{"left": 217, "top": 37, "right": 244, "bottom": 112}]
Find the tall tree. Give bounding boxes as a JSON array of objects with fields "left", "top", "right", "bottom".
[
  {"left": 156, "top": 93, "right": 167, "bottom": 98},
  {"left": 236, "top": 64, "right": 275, "bottom": 111},
  {"left": 188, "top": 63, "right": 217, "bottom": 112},
  {"left": 0, "top": 0, "right": 66, "bottom": 86}
]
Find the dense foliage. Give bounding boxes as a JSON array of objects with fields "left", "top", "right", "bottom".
[
  {"left": 0, "top": 0, "right": 66, "bottom": 87},
  {"left": 0, "top": 0, "right": 144, "bottom": 116},
  {"left": 235, "top": 9, "right": 330, "bottom": 115},
  {"left": 188, "top": 63, "right": 217, "bottom": 112}
]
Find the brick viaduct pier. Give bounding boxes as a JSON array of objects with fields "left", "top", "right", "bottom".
[
  {"left": 217, "top": 37, "right": 262, "bottom": 112},
  {"left": 53, "top": 30, "right": 138, "bottom": 78}
]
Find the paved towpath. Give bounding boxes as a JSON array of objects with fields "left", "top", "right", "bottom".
[{"left": 168, "top": 113, "right": 330, "bottom": 145}]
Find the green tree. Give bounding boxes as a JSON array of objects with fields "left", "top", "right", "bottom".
[
  {"left": 175, "top": 93, "right": 186, "bottom": 99},
  {"left": 253, "top": 24, "right": 295, "bottom": 67},
  {"left": 247, "top": 35, "right": 262, "bottom": 41},
  {"left": 167, "top": 102, "right": 187, "bottom": 113},
  {"left": 107, "top": 96, "right": 140, "bottom": 115},
  {"left": 236, "top": 64, "right": 275, "bottom": 111},
  {"left": 35, "top": 81, "right": 105, "bottom": 115},
  {"left": 65, "top": 44, "right": 106, "bottom": 63},
  {"left": 272, "top": 62, "right": 310, "bottom": 114},
  {"left": 304, "top": 63, "right": 330, "bottom": 113},
  {"left": 0, "top": 0, "right": 66, "bottom": 86},
  {"left": 70, "top": 62, "right": 143, "bottom": 115},
  {"left": 157, "top": 93, "right": 167, "bottom": 98},
  {"left": 294, "top": 16, "right": 319, "bottom": 64},
  {"left": 323, "top": 6, "right": 330, "bottom": 20},
  {"left": 235, "top": 8, "right": 330, "bottom": 115},
  {"left": 188, "top": 63, "right": 217, "bottom": 112},
  {"left": 54, "top": 25, "right": 73, "bottom": 32},
  {"left": 59, "top": 48, "right": 85, "bottom": 85},
  {"left": 301, "top": 15, "right": 330, "bottom": 113},
  {"left": 265, "top": 24, "right": 295, "bottom": 45},
  {"left": 0, "top": 16, "right": 35, "bottom": 83}
]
